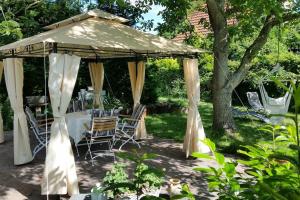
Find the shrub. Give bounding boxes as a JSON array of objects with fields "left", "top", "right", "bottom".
[{"left": 146, "top": 58, "right": 186, "bottom": 101}]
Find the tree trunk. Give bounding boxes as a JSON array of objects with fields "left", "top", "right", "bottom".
[
  {"left": 213, "top": 86, "right": 235, "bottom": 133},
  {"left": 211, "top": 43, "right": 235, "bottom": 132},
  {"left": 207, "top": 0, "right": 235, "bottom": 133}
]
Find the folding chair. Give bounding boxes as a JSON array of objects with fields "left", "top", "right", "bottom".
[
  {"left": 25, "top": 106, "right": 53, "bottom": 159},
  {"left": 85, "top": 116, "right": 118, "bottom": 166},
  {"left": 116, "top": 104, "right": 145, "bottom": 150}
]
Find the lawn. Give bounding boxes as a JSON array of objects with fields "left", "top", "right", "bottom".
[{"left": 146, "top": 101, "right": 275, "bottom": 154}]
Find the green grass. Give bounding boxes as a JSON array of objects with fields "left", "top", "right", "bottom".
[{"left": 146, "top": 101, "right": 275, "bottom": 153}]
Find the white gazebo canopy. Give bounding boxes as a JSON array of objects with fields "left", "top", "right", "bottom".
[
  {"left": 0, "top": 9, "right": 202, "bottom": 59},
  {"left": 0, "top": 9, "right": 210, "bottom": 196}
]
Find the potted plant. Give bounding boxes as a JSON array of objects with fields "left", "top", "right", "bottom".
[{"left": 101, "top": 151, "right": 164, "bottom": 200}]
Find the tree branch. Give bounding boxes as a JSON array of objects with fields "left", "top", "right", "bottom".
[{"left": 228, "top": 12, "right": 300, "bottom": 89}]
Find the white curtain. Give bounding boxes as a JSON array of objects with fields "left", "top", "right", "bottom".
[
  {"left": 42, "top": 53, "right": 80, "bottom": 195},
  {"left": 183, "top": 58, "right": 210, "bottom": 157},
  {"left": 3, "top": 58, "right": 33, "bottom": 165},
  {"left": 0, "top": 62, "right": 4, "bottom": 143},
  {"left": 89, "top": 62, "right": 104, "bottom": 109},
  {"left": 128, "top": 61, "right": 147, "bottom": 139}
]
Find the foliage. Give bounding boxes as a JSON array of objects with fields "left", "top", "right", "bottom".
[
  {"left": 171, "top": 183, "right": 196, "bottom": 200},
  {"left": 89, "top": 0, "right": 157, "bottom": 30},
  {"left": 103, "top": 163, "right": 129, "bottom": 198},
  {"left": 146, "top": 58, "right": 186, "bottom": 101},
  {"left": 103, "top": 151, "right": 164, "bottom": 199},
  {"left": 0, "top": 20, "right": 22, "bottom": 45},
  {"left": 103, "top": 95, "right": 124, "bottom": 110},
  {"left": 193, "top": 138, "right": 244, "bottom": 199},
  {"left": 192, "top": 81, "right": 300, "bottom": 199}
]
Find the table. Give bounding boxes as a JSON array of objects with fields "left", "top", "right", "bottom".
[{"left": 66, "top": 112, "right": 91, "bottom": 144}]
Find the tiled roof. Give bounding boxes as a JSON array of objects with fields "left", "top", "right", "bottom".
[{"left": 173, "top": 11, "right": 236, "bottom": 43}]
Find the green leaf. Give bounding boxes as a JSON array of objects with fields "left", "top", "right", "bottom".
[
  {"left": 192, "top": 152, "right": 212, "bottom": 160},
  {"left": 193, "top": 167, "right": 213, "bottom": 173},
  {"left": 215, "top": 152, "right": 225, "bottom": 165},
  {"left": 230, "top": 181, "right": 240, "bottom": 192},
  {"left": 208, "top": 181, "right": 220, "bottom": 188},
  {"left": 202, "top": 138, "right": 216, "bottom": 152},
  {"left": 275, "top": 135, "right": 288, "bottom": 141},
  {"left": 224, "top": 163, "right": 236, "bottom": 178}
]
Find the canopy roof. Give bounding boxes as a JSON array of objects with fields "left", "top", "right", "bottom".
[{"left": 0, "top": 9, "right": 203, "bottom": 59}]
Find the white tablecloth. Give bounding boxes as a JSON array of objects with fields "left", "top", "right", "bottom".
[{"left": 66, "top": 112, "right": 91, "bottom": 144}]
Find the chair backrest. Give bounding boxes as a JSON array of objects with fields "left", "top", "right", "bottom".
[
  {"left": 129, "top": 104, "right": 146, "bottom": 127},
  {"left": 246, "top": 92, "right": 264, "bottom": 111},
  {"left": 25, "top": 106, "right": 44, "bottom": 141},
  {"left": 92, "top": 117, "right": 117, "bottom": 133},
  {"left": 25, "top": 107, "right": 39, "bottom": 129},
  {"left": 72, "top": 99, "right": 82, "bottom": 112},
  {"left": 92, "top": 109, "right": 102, "bottom": 118},
  {"left": 26, "top": 96, "right": 48, "bottom": 106}
]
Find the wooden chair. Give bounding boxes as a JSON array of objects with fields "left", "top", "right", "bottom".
[
  {"left": 74, "top": 108, "right": 118, "bottom": 157},
  {"left": 85, "top": 116, "right": 118, "bottom": 166},
  {"left": 116, "top": 104, "right": 146, "bottom": 150}
]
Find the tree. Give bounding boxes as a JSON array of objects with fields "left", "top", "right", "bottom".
[{"left": 157, "top": 0, "right": 300, "bottom": 133}]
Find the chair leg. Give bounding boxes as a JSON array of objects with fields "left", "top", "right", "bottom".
[
  {"left": 75, "top": 144, "right": 80, "bottom": 157},
  {"left": 33, "top": 142, "right": 46, "bottom": 159},
  {"left": 84, "top": 137, "right": 93, "bottom": 161},
  {"left": 118, "top": 130, "right": 141, "bottom": 150}
]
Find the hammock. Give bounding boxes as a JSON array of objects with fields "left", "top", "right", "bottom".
[
  {"left": 259, "top": 83, "right": 293, "bottom": 124},
  {"left": 246, "top": 92, "right": 265, "bottom": 112}
]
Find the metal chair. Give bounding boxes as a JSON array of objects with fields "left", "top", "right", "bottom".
[
  {"left": 25, "top": 106, "right": 53, "bottom": 159},
  {"left": 85, "top": 116, "right": 118, "bottom": 166},
  {"left": 116, "top": 104, "right": 145, "bottom": 150}
]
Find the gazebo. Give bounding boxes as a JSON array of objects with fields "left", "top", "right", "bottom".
[{"left": 0, "top": 9, "right": 209, "bottom": 196}]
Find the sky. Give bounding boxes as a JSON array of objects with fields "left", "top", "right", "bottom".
[
  {"left": 140, "top": 4, "right": 164, "bottom": 34},
  {"left": 86, "top": 1, "right": 164, "bottom": 34}
]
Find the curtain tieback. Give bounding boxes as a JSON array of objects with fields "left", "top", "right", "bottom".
[
  {"left": 53, "top": 113, "right": 66, "bottom": 118},
  {"left": 14, "top": 106, "right": 26, "bottom": 114}
]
